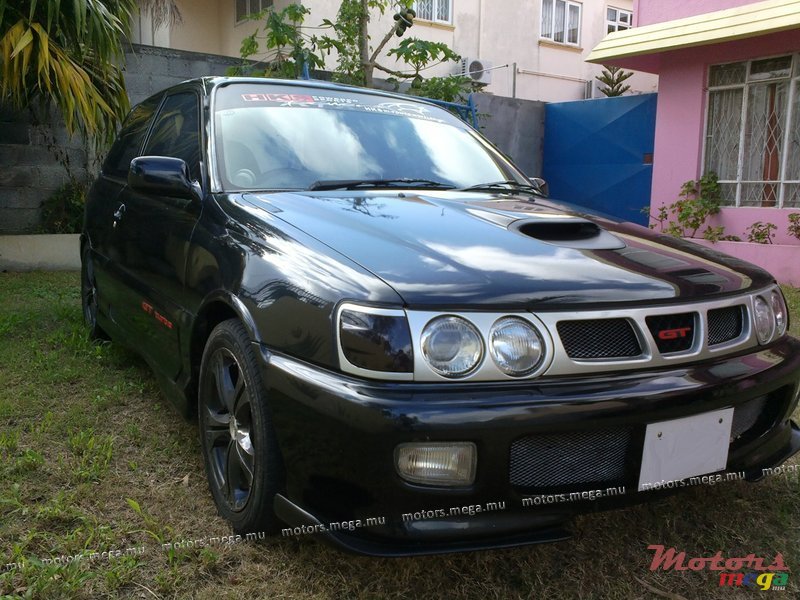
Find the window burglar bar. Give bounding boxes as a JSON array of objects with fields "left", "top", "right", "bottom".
[
  {"left": 413, "top": 0, "right": 452, "bottom": 24},
  {"left": 704, "top": 54, "right": 800, "bottom": 208}
]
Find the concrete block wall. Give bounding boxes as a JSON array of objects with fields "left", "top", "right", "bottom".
[
  {"left": 474, "top": 94, "right": 545, "bottom": 177},
  {"left": 0, "top": 44, "right": 544, "bottom": 234},
  {"left": 123, "top": 44, "right": 243, "bottom": 106},
  {"left": 0, "top": 105, "right": 88, "bottom": 233}
]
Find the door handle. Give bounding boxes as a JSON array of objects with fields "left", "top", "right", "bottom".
[{"left": 113, "top": 204, "right": 126, "bottom": 227}]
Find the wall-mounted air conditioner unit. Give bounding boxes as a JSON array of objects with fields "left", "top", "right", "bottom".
[{"left": 460, "top": 57, "right": 493, "bottom": 85}]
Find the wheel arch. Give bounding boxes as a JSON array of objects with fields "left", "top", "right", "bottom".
[
  {"left": 79, "top": 232, "right": 91, "bottom": 256},
  {"left": 187, "top": 293, "right": 262, "bottom": 409}
]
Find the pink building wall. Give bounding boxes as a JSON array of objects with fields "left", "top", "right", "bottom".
[
  {"left": 633, "top": 0, "right": 758, "bottom": 26},
  {"left": 623, "top": 0, "right": 800, "bottom": 283},
  {"left": 648, "top": 29, "right": 800, "bottom": 245}
]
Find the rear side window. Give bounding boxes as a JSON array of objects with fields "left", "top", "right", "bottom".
[
  {"left": 103, "top": 96, "right": 161, "bottom": 178},
  {"left": 143, "top": 92, "right": 201, "bottom": 182}
]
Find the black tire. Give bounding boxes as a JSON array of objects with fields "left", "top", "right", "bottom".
[
  {"left": 81, "top": 246, "right": 109, "bottom": 341},
  {"left": 198, "top": 319, "right": 284, "bottom": 534}
]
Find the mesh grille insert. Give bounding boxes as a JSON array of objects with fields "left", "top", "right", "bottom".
[
  {"left": 646, "top": 312, "right": 697, "bottom": 354},
  {"left": 556, "top": 319, "right": 642, "bottom": 360},
  {"left": 509, "top": 428, "right": 632, "bottom": 488},
  {"left": 731, "top": 396, "right": 767, "bottom": 440},
  {"left": 708, "top": 305, "right": 745, "bottom": 346}
]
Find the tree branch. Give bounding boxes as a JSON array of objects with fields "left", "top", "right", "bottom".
[
  {"left": 368, "top": 23, "right": 398, "bottom": 64},
  {"left": 372, "top": 63, "right": 416, "bottom": 79}
]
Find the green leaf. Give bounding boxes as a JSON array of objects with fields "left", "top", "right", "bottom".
[
  {"left": 10, "top": 27, "right": 33, "bottom": 58},
  {"left": 126, "top": 498, "right": 142, "bottom": 516}
]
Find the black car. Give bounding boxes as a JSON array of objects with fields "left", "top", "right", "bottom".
[{"left": 82, "top": 77, "right": 800, "bottom": 556}]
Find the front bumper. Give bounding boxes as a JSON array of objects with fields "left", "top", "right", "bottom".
[{"left": 258, "top": 336, "right": 800, "bottom": 556}]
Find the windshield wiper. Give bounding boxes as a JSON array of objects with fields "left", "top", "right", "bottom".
[
  {"left": 308, "top": 178, "right": 456, "bottom": 191},
  {"left": 460, "top": 180, "right": 543, "bottom": 197}
]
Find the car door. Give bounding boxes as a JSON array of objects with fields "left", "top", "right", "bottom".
[
  {"left": 88, "top": 96, "right": 162, "bottom": 324},
  {"left": 112, "top": 90, "right": 204, "bottom": 380}
]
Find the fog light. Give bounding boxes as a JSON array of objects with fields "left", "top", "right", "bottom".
[{"left": 395, "top": 442, "right": 476, "bottom": 486}]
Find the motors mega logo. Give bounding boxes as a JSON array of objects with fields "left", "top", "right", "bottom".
[
  {"left": 647, "top": 545, "right": 790, "bottom": 591},
  {"left": 719, "top": 571, "right": 789, "bottom": 590}
]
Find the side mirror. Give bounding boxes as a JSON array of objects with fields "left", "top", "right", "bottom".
[
  {"left": 531, "top": 177, "right": 549, "bottom": 197},
  {"left": 128, "top": 156, "right": 198, "bottom": 200}
]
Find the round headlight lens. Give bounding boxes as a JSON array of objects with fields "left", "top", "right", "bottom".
[
  {"left": 770, "top": 289, "right": 788, "bottom": 338},
  {"left": 753, "top": 295, "right": 775, "bottom": 344},
  {"left": 421, "top": 316, "right": 483, "bottom": 377},
  {"left": 489, "top": 317, "right": 544, "bottom": 376}
]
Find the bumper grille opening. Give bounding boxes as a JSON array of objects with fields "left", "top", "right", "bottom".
[
  {"left": 556, "top": 319, "right": 642, "bottom": 360},
  {"left": 731, "top": 396, "right": 767, "bottom": 440},
  {"left": 708, "top": 305, "right": 744, "bottom": 346},
  {"left": 730, "top": 387, "right": 791, "bottom": 446},
  {"left": 510, "top": 428, "right": 632, "bottom": 488}
]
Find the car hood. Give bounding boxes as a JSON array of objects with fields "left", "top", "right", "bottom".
[{"left": 236, "top": 190, "right": 772, "bottom": 308}]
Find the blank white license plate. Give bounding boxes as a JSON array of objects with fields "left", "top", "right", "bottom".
[{"left": 638, "top": 408, "right": 733, "bottom": 491}]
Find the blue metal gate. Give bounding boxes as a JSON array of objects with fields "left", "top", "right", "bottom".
[{"left": 542, "top": 93, "right": 657, "bottom": 226}]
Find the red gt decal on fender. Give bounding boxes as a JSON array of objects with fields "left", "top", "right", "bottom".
[
  {"left": 141, "top": 300, "right": 173, "bottom": 329},
  {"left": 658, "top": 327, "right": 692, "bottom": 340},
  {"left": 154, "top": 312, "right": 174, "bottom": 329}
]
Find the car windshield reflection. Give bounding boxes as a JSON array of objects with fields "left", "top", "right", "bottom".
[{"left": 214, "top": 95, "right": 525, "bottom": 192}]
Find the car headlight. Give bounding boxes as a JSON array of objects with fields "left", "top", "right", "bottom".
[
  {"left": 489, "top": 317, "right": 544, "bottom": 376},
  {"left": 338, "top": 305, "right": 413, "bottom": 374},
  {"left": 753, "top": 295, "right": 775, "bottom": 345},
  {"left": 421, "top": 316, "right": 483, "bottom": 377},
  {"left": 770, "top": 289, "right": 788, "bottom": 338}
]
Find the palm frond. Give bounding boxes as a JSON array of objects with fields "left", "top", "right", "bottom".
[
  {"left": 1, "top": 10, "right": 131, "bottom": 145},
  {"left": 137, "top": 0, "right": 183, "bottom": 29}
]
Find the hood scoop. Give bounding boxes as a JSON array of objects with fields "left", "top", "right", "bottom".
[{"left": 511, "top": 218, "right": 626, "bottom": 250}]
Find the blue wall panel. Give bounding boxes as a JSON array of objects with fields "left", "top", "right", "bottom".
[{"left": 542, "top": 94, "right": 657, "bottom": 226}]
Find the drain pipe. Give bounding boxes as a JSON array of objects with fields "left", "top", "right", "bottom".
[
  {"left": 477, "top": 0, "right": 483, "bottom": 57},
  {"left": 512, "top": 62, "right": 517, "bottom": 98}
]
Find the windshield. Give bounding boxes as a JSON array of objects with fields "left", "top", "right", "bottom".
[{"left": 212, "top": 84, "right": 527, "bottom": 191}]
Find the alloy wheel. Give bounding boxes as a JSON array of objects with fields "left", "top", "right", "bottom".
[
  {"left": 82, "top": 254, "right": 99, "bottom": 328},
  {"left": 202, "top": 347, "right": 255, "bottom": 512}
]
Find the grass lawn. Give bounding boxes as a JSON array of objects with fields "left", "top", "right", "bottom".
[{"left": 1, "top": 271, "right": 798, "bottom": 599}]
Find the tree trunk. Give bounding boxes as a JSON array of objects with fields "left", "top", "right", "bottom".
[{"left": 359, "top": 0, "right": 373, "bottom": 87}]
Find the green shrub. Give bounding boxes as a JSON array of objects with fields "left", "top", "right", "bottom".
[{"left": 40, "top": 180, "right": 86, "bottom": 234}]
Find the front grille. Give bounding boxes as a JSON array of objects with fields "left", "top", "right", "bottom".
[
  {"left": 646, "top": 312, "right": 697, "bottom": 353},
  {"left": 510, "top": 428, "right": 632, "bottom": 488},
  {"left": 731, "top": 396, "right": 767, "bottom": 440},
  {"left": 708, "top": 305, "right": 744, "bottom": 346},
  {"left": 556, "top": 319, "right": 642, "bottom": 360}
]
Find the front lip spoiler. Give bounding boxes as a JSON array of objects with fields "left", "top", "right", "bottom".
[
  {"left": 742, "top": 420, "right": 800, "bottom": 481},
  {"left": 273, "top": 494, "right": 573, "bottom": 557}
]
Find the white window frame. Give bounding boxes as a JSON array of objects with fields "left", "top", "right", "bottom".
[
  {"left": 236, "top": 0, "right": 273, "bottom": 25},
  {"left": 541, "top": 0, "right": 582, "bottom": 47},
  {"left": 702, "top": 53, "right": 800, "bottom": 208},
  {"left": 606, "top": 7, "right": 632, "bottom": 34},
  {"left": 413, "top": 0, "right": 454, "bottom": 25}
]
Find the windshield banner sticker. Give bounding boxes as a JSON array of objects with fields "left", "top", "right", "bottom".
[{"left": 239, "top": 93, "right": 446, "bottom": 122}]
